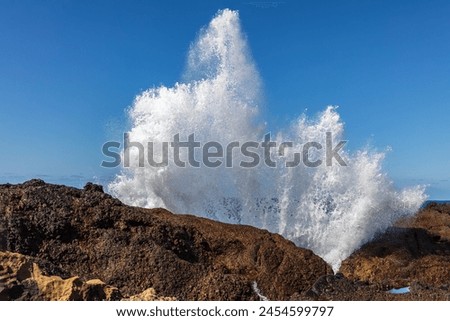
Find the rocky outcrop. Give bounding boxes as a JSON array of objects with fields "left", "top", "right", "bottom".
[
  {"left": 0, "top": 251, "right": 121, "bottom": 300},
  {"left": 1, "top": 180, "right": 448, "bottom": 301},
  {"left": 289, "top": 202, "right": 450, "bottom": 301},
  {"left": 0, "top": 180, "right": 331, "bottom": 300},
  {"left": 0, "top": 251, "right": 175, "bottom": 301},
  {"left": 292, "top": 272, "right": 449, "bottom": 301},
  {"left": 340, "top": 203, "right": 450, "bottom": 295}
]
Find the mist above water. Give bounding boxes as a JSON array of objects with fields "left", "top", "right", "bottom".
[{"left": 109, "top": 9, "right": 426, "bottom": 271}]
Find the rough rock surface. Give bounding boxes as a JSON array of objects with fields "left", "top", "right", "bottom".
[
  {"left": 340, "top": 202, "right": 450, "bottom": 299},
  {"left": 0, "top": 251, "right": 173, "bottom": 301},
  {"left": 0, "top": 180, "right": 331, "bottom": 300},
  {"left": 1, "top": 180, "right": 448, "bottom": 300},
  {"left": 0, "top": 251, "right": 121, "bottom": 300},
  {"left": 124, "top": 288, "right": 176, "bottom": 301}
]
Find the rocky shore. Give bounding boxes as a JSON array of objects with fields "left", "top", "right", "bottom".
[{"left": 0, "top": 180, "right": 448, "bottom": 300}]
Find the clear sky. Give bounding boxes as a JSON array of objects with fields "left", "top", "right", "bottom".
[{"left": 0, "top": 0, "right": 449, "bottom": 198}]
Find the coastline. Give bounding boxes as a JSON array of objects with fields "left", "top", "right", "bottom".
[{"left": 1, "top": 180, "right": 448, "bottom": 301}]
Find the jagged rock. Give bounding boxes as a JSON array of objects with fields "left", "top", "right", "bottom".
[
  {"left": 340, "top": 203, "right": 450, "bottom": 291},
  {"left": 2, "top": 180, "right": 447, "bottom": 301},
  {"left": 0, "top": 180, "right": 331, "bottom": 300},
  {"left": 0, "top": 251, "right": 121, "bottom": 300}
]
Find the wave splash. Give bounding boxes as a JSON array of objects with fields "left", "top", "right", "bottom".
[{"left": 109, "top": 9, "right": 426, "bottom": 271}]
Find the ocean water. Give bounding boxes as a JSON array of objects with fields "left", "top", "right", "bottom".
[
  {"left": 421, "top": 200, "right": 450, "bottom": 208},
  {"left": 388, "top": 287, "right": 410, "bottom": 294},
  {"left": 109, "top": 9, "right": 426, "bottom": 271}
]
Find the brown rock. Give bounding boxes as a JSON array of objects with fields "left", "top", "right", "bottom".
[
  {"left": 124, "top": 288, "right": 176, "bottom": 301},
  {"left": 0, "top": 251, "right": 121, "bottom": 300},
  {"left": 0, "top": 180, "right": 331, "bottom": 300},
  {"left": 340, "top": 203, "right": 450, "bottom": 291},
  {"left": 291, "top": 272, "right": 449, "bottom": 301}
]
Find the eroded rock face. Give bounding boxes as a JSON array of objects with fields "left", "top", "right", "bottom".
[
  {"left": 0, "top": 180, "right": 331, "bottom": 300},
  {"left": 340, "top": 203, "right": 450, "bottom": 291},
  {"left": 0, "top": 251, "right": 121, "bottom": 300},
  {"left": 2, "top": 180, "right": 448, "bottom": 301}
]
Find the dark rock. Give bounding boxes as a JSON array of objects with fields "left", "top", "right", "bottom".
[
  {"left": 83, "top": 182, "right": 104, "bottom": 193},
  {"left": 0, "top": 180, "right": 331, "bottom": 300},
  {"left": 340, "top": 202, "right": 450, "bottom": 294},
  {"left": 2, "top": 180, "right": 448, "bottom": 301}
]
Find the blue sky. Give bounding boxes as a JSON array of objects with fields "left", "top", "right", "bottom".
[{"left": 0, "top": 0, "right": 449, "bottom": 199}]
